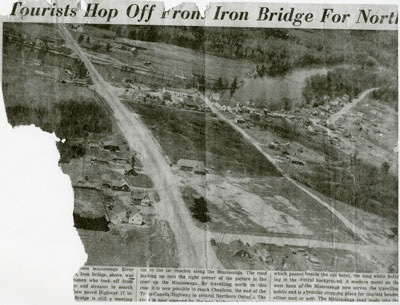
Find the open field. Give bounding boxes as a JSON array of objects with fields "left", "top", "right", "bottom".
[
  {"left": 214, "top": 241, "right": 377, "bottom": 272},
  {"left": 71, "top": 25, "right": 254, "bottom": 84},
  {"left": 178, "top": 172, "right": 358, "bottom": 243},
  {"left": 3, "top": 52, "right": 95, "bottom": 109},
  {"left": 124, "top": 103, "right": 281, "bottom": 177}
]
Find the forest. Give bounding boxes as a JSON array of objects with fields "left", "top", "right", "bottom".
[
  {"left": 302, "top": 67, "right": 398, "bottom": 107},
  {"left": 96, "top": 25, "right": 398, "bottom": 77},
  {"left": 6, "top": 99, "right": 112, "bottom": 163}
]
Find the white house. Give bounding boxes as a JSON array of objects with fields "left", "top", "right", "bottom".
[{"left": 129, "top": 213, "right": 144, "bottom": 225}]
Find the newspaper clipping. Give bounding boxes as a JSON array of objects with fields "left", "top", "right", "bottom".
[{"left": 2, "top": 0, "right": 398, "bottom": 302}]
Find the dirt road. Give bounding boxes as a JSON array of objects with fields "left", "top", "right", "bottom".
[
  {"left": 203, "top": 95, "right": 373, "bottom": 244},
  {"left": 60, "top": 24, "right": 396, "bottom": 270},
  {"left": 327, "top": 88, "right": 376, "bottom": 126},
  {"left": 59, "top": 24, "right": 223, "bottom": 269}
]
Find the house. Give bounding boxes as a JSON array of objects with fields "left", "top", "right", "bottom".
[
  {"left": 102, "top": 180, "right": 112, "bottom": 189},
  {"left": 211, "top": 92, "right": 221, "bottom": 101},
  {"left": 132, "top": 192, "right": 153, "bottom": 206},
  {"left": 177, "top": 159, "right": 206, "bottom": 175},
  {"left": 229, "top": 240, "right": 251, "bottom": 258},
  {"left": 71, "top": 24, "right": 84, "bottom": 33},
  {"left": 130, "top": 47, "right": 138, "bottom": 56},
  {"left": 256, "top": 248, "right": 273, "bottom": 263},
  {"left": 234, "top": 115, "right": 245, "bottom": 124},
  {"left": 33, "top": 59, "right": 42, "bottom": 66},
  {"left": 184, "top": 98, "right": 198, "bottom": 110},
  {"left": 384, "top": 228, "right": 396, "bottom": 239},
  {"left": 111, "top": 155, "right": 129, "bottom": 164},
  {"left": 290, "top": 157, "right": 305, "bottom": 166},
  {"left": 112, "top": 211, "right": 128, "bottom": 224},
  {"left": 103, "top": 140, "right": 120, "bottom": 152},
  {"left": 88, "top": 143, "right": 101, "bottom": 150},
  {"left": 128, "top": 212, "right": 144, "bottom": 225},
  {"left": 307, "top": 254, "right": 321, "bottom": 265},
  {"left": 91, "top": 157, "right": 109, "bottom": 165},
  {"left": 111, "top": 182, "right": 130, "bottom": 192}
]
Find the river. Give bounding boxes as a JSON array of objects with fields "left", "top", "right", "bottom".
[{"left": 231, "top": 65, "right": 344, "bottom": 108}]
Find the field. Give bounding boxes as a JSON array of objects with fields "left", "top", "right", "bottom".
[
  {"left": 72, "top": 25, "right": 255, "bottom": 85},
  {"left": 121, "top": 102, "right": 357, "bottom": 243},
  {"left": 124, "top": 103, "right": 281, "bottom": 177},
  {"left": 214, "top": 242, "right": 376, "bottom": 273},
  {"left": 178, "top": 172, "right": 358, "bottom": 243}
]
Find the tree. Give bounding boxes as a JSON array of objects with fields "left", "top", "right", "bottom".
[
  {"left": 265, "top": 45, "right": 291, "bottom": 77},
  {"left": 282, "top": 97, "right": 292, "bottom": 111},
  {"left": 190, "top": 197, "right": 210, "bottom": 223},
  {"left": 86, "top": 36, "right": 90, "bottom": 44},
  {"left": 198, "top": 75, "right": 206, "bottom": 92},
  {"left": 230, "top": 77, "right": 238, "bottom": 96},
  {"left": 130, "top": 155, "right": 136, "bottom": 168},
  {"left": 213, "top": 77, "right": 224, "bottom": 91},
  {"left": 381, "top": 161, "right": 390, "bottom": 175},
  {"left": 76, "top": 60, "right": 88, "bottom": 78},
  {"left": 162, "top": 91, "right": 171, "bottom": 101},
  {"left": 77, "top": 34, "right": 84, "bottom": 43}
]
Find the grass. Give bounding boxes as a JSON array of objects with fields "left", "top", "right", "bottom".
[
  {"left": 214, "top": 242, "right": 376, "bottom": 272},
  {"left": 3, "top": 46, "right": 97, "bottom": 109},
  {"left": 124, "top": 174, "right": 154, "bottom": 189},
  {"left": 182, "top": 174, "right": 358, "bottom": 243},
  {"left": 125, "top": 103, "right": 281, "bottom": 177}
]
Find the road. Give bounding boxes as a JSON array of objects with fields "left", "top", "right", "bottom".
[
  {"left": 202, "top": 95, "right": 373, "bottom": 244},
  {"left": 60, "top": 25, "right": 396, "bottom": 270},
  {"left": 58, "top": 24, "right": 223, "bottom": 269},
  {"left": 327, "top": 88, "right": 376, "bottom": 126}
]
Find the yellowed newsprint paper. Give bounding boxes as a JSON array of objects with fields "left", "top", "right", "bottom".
[{"left": 2, "top": 0, "right": 398, "bottom": 302}]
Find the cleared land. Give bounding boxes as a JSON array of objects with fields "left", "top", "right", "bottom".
[
  {"left": 214, "top": 241, "right": 376, "bottom": 272},
  {"left": 124, "top": 103, "right": 281, "bottom": 177}
]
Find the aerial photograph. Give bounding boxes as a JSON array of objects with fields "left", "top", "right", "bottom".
[{"left": 3, "top": 22, "right": 398, "bottom": 273}]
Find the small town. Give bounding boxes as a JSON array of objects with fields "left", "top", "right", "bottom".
[{"left": 2, "top": 22, "right": 397, "bottom": 274}]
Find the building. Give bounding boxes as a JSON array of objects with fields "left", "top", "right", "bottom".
[
  {"left": 229, "top": 240, "right": 251, "bottom": 258},
  {"left": 234, "top": 115, "right": 245, "bottom": 124},
  {"left": 177, "top": 159, "right": 206, "bottom": 175},
  {"left": 33, "top": 59, "right": 42, "bottom": 66},
  {"left": 130, "top": 47, "right": 138, "bottom": 56},
  {"left": 132, "top": 192, "right": 153, "bottom": 207},
  {"left": 88, "top": 143, "right": 101, "bottom": 150},
  {"left": 91, "top": 157, "right": 109, "bottom": 165},
  {"left": 307, "top": 254, "right": 321, "bottom": 265},
  {"left": 290, "top": 157, "right": 305, "bottom": 166},
  {"left": 103, "top": 141, "right": 120, "bottom": 152},
  {"left": 211, "top": 92, "right": 221, "bottom": 101},
  {"left": 128, "top": 212, "right": 144, "bottom": 225},
  {"left": 111, "top": 182, "right": 130, "bottom": 192},
  {"left": 112, "top": 211, "right": 128, "bottom": 224},
  {"left": 184, "top": 98, "right": 198, "bottom": 110},
  {"left": 256, "top": 248, "right": 273, "bottom": 264}
]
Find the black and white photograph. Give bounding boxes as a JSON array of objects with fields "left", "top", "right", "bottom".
[{"left": 0, "top": 1, "right": 398, "bottom": 301}]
